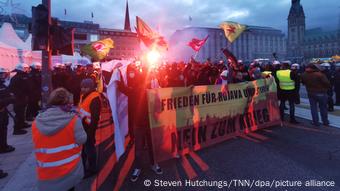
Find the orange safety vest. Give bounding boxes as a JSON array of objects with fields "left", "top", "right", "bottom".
[
  {"left": 32, "top": 116, "right": 82, "bottom": 180},
  {"left": 79, "top": 92, "right": 101, "bottom": 125},
  {"left": 79, "top": 92, "right": 114, "bottom": 144}
]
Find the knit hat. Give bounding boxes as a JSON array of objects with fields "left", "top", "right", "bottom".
[{"left": 47, "top": 88, "right": 72, "bottom": 106}]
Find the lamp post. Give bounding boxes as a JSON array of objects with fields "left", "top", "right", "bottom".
[{"left": 41, "top": 0, "right": 52, "bottom": 108}]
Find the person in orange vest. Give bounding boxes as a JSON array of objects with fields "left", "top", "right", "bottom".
[
  {"left": 32, "top": 88, "right": 87, "bottom": 191},
  {"left": 79, "top": 78, "right": 101, "bottom": 178}
]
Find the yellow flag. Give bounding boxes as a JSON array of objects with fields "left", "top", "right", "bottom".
[
  {"left": 81, "top": 38, "right": 114, "bottom": 61},
  {"left": 219, "top": 21, "right": 246, "bottom": 43}
]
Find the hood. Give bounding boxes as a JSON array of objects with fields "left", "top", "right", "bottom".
[{"left": 35, "top": 107, "right": 76, "bottom": 136}]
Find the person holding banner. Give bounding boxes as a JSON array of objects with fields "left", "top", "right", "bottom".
[
  {"left": 79, "top": 78, "right": 101, "bottom": 178},
  {"left": 117, "top": 62, "right": 163, "bottom": 182}
]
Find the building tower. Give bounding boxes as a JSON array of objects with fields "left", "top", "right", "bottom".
[
  {"left": 287, "top": 0, "right": 305, "bottom": 62},
  {"left": 124, "top": 0, "right": 131, "bottom": 31}
]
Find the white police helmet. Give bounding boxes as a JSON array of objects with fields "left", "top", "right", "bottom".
[
  {"left": 273, "top": 60, "right": 281, "bottom": 65},
  {"left": 15, "top": 63, "right": 30, "bottom": 72},
  {"left": 54, "top": 63, "right": 65, "bottom": 68},
  {"left": 31, "top": 62, "right": 42, "bottom": 69},
  {"left": 291, "top": 63, "right": 300, "bottom": 70}
]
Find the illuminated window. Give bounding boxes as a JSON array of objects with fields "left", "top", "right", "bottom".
[{"left": 90, "top": 34, "right": 99, "bottom": 42}]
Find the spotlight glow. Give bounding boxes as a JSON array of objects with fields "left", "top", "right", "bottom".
[{"left": 147, "top": 50, "right": 161, "bottom": 68}]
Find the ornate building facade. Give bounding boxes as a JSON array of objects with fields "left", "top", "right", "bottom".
[{"left": 287, "top": 0, "right": 339, "bottom": 62}]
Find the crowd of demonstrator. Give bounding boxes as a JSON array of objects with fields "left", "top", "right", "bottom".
[{"left": 0, "top": 57, "right": 339, "bottom": 188}]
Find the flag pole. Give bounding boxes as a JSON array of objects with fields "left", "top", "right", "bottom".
[{"left": 193, "top": 50, "right": 199, "bottom": 60}]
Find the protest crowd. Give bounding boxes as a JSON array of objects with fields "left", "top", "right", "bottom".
[
  {"left": 0, "top": 15, "right": 339, "bottom": 191},
  {"left": 1, "top": 53, "right": 339, "bottom": 188}
]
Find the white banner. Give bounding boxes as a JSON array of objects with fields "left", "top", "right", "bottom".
[{"left": 102, "top": 60, "right": 130, "bottom": 159}]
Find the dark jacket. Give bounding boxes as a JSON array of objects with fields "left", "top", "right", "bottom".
[
  {"left": 195, "top": 66, "right": 212, "bottom": 86},
  {"left": 9, "top": 71, "right": 30, "bottom": 105},
  {"left": 0, "top": 82, "right": 15, "bottom": 110},
  {"left": 118, "top": 69, "right": 150, "bottom": 127},
  {"left": 301, "top": 68, "right": 330, "bottom": 94},
  {"left": 322, "top": 69, "right": 335, "bottom": 96},
  {"left": 28, "top": 69, "right": 42, "bottom": 102},
  {"left": 335, "top": 70, "right": 340, "bottom": 92},
  {"left": 291, "top": 69, "right": 301, "bottom": 104},
  {"left": 52, "top": 70, "right": 72, "bottom": 91}
]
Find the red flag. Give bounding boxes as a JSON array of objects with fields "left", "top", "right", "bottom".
[
  {"left": 188, "top": 35, "right": 209, "bottom": 52},
  {"left": 222, "top": 48, "right": 238, "bottom": 68},
  {"left": 136, "top": 16, "right": 168, "bottom": 50}
]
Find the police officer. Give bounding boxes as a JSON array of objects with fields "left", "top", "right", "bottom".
[
  {"left": 275, "top": 62, "right": 299, "bottom": 124},
  {"left": 9, "top": 63, "right": 31, "bottom": 135},
  {"left": 52, "top": 63, "right": 72, "bottom": 91},
  {"left": 26, "top": 62, "right": 42, "bottom": 121},
  {"left": 291, "top": 63, "right": 301, "bottom": 105},
  {"left": 321, "top": 63, "right": 335, "bottom": 111},
  {"left": 0, "top": 67, "right": 16, "bottom": 152},
  {"left": 335, "top": 66, "right": 340, "bottom": 106}
]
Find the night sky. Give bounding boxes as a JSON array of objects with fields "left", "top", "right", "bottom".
[{"left": 8, "top": 0, "right": 340, "bottom": 37}]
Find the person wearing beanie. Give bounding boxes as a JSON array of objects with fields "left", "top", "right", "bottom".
[
  {"left": 32, "top": 88, "right": 87, "bottom": 191},
  {"left": 78, "top": 78, "right": 101, "bottom": 178}
]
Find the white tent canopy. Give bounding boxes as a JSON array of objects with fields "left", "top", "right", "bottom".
[
  {"left": 0, "top": 22, "right": 42, "bottom": 71},
  {"left": 52, "top": 52, "right": 91, "bottom": 67},
  {"left": 0, "top": 23, "right": 90, "bottom": 71},
  {"left": 0, "top": 23, "right": 29, "bottom": 50}
]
